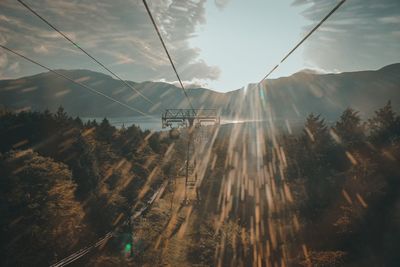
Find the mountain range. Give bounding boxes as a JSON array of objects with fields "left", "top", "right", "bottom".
[{"left": 0, "top": 63, "right": 399, "bottom": 121}]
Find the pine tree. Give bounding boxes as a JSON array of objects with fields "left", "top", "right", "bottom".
[
  {"left": 74, "top": 116, "right": 83, "bottom": 128},
  {"left": 368, "top": 101, "right": 400, "bottom": 145},
  {"left": 96, "top": 118, "right": 115, "bottom": 142},
  {"left": 0, "top": 150, "right": 86, "bottom": 266},
  {"left": 54, "top": 106, "right": 69, "bottom": 124},
  {"left": 334, "top": 108, "right": 365, "bottom": 148},
  {"left": 299, "top": 114, "right": 338, "bottom": 218},
  {"left": 303, "top": 113, "right": 332, "bottom": 154}
]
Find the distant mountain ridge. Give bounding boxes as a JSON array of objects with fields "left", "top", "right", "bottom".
[{"left": 0, "top": 64, "right": 399, "bottom": 120}]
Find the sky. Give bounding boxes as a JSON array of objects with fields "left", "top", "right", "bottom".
[{"left": 0, "top": 0, "right": 399, "bottom": 92}]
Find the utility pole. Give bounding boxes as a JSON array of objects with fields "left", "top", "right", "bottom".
[{"left": 184, "top": 122, "right": 195, "bottom": 203}]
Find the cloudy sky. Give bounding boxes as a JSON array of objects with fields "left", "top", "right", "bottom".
[{"left": 0, "top": 0, "right": 399, "bottom": 92}]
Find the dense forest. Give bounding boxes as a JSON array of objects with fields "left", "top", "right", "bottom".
[
  {"left": 193, "top": 101, "right": 400, "bottom": 267},
  {"left": 0, "top": 106, "right": 177, "bottom": 266},
  {"left": 0, "top": 101, "right": 399, "bottom": 266}
]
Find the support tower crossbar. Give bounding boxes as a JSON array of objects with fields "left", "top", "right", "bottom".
[{"left": 162, "top": 109, "right": 219, "bottom": 128}]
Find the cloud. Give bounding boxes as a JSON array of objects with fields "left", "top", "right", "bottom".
[
  {"left": 0, "top": 0, "right": 220, "bottom": 83},
  {"left": 7, "top": 61, "right": 20, "bottom": 73},
  {"left": 33, "top": 45, "right": 49, "bottom": 54},
  {"left": 300, "top": 61, "right": 336, "bottom": 74},
  {"left": 158, "top": 78, "right": 210, "bottom": 89},
  {"left": 109, "top": 53, "right": 135, "bottom": 66},
  {"left": 215, "top": 0, "right": 231, "bottom": 10},
  {"left": 392, "top": 31, "right": 400, "bottom": 38},
  {"left": 378, "top": 15, "right": 400, "bottom": 24},
  {"left": 292, "top": 0, "right": 400, "bottom": 73}
]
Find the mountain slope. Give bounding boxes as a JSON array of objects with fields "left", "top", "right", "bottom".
[{"left": 0, "top": 64, "right": 399, "bottom": 119}]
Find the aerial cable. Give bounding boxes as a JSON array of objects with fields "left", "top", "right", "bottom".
[
  {"left": 17, "top": 0, "right": 155, "bottom": 106},
  {"left": 259, "top": 0, "right": 347, "bottom": 82},
  {"left": 0, "top": 44, "right": 153, "bottom": 117},
  {"left": 142, "top": 0, "right": 201, "bottom": 202},
  {"left": 142, "top": 0, "right": 196, "bottom": 113},
  {"left": 49, "top": 182, "right": 167, "bottom": 267}
]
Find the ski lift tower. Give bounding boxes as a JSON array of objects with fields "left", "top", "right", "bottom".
[
  {"left": 162, "top": 108, "right": 220, "bottom": 202},
  {"left": 162, "top": 109, "right": 220, "bottom": 129}
]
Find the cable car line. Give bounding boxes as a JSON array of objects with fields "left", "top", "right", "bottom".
[
  {"left": 17, "top": 0, "right": 155, "bottom": 106},
  {"left": 0, "top": 44, "right": 154, "bottom": 118},
  {"left": 3, "top": 0, "right": 350, "bottom": 264},
  {"left": 259, "top": 0, "right": 347, "bottom": 82},
  {"left": 142, "top": 0, "right": 208, "bottom": 202},
  {"left": 49, "top": 181, "right": 168, "bottom": 267},
  {"left": 142, "top": 0, "right": 196, "bottom": 114}
]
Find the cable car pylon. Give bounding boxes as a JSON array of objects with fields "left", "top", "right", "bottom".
[{"left": 162, "top": 109, "right": 219, "bottom": 203}]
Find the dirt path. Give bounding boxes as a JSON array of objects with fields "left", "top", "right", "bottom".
[{"left": 157, "top": 177, "right": 198, "bottom": 266}]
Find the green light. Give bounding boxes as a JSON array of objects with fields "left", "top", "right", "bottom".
[{"left": 124, "top": 243, "right": 132, "bottom": 253}]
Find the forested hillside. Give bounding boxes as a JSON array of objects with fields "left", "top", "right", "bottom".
[
  {"left": 0, "top": 106, "right": 175, "bottom": 266},
  {"left": 0, "top": 102, "right": 399, "bottom": 266},
  {"left": 188, "top": 101, "right": 400, "bottom": 266}
]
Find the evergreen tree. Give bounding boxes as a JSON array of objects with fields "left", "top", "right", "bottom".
[
  {"left": 368, "top": 101, "right": 400, "bottom": 145},
  {"left": 85, "top": 119, "right": 98, "bottom": 128},
  {"left": 54, "top": 106, "right": 69, "bottom": 125},
  {"left": 119, "top": 124, "right": 143, "bottom": 158},
  {"left": 334, "top": 108, "right": 365, "bottom": 148},
  {"left": 74, "top": 116, "right": 83, "bottom": 128},
  {"left": 96, "top": 118, "right": 115, "bottom": 142},
  {"left": 148, "top": 131, "right": 161, "bottom": 153},
  {"left": 300, "top": 114, "right": 338, "bottom": 218},
  {"left": 63, "top": 134, "right": 100, "bottom": 198},
  {"left": 302, "top": 113, "right": 333, "bottom": 161},
  {"left": 0, "top": 151, "right": 86, "bottom": 266}
]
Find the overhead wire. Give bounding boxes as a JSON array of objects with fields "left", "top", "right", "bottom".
[
  {"left": 142, "top": 0, "right": 196, "bottom": 113},
  {"left": 17, "top": 0, "right": 155, "bottom": 106},
  {"left": 49, "top": 182, "right": 168, "bottom": 267},
  {"left": 142, "top": 0, "right": 203, "bottom": 202},
  {"left": 3, "top": 0, "right": 351, "bottom": 264},
  {"left": 259, "top": 0, "right": 347, "bottom": 82},
  {"left": 0, "top": 44, "right": 154, "bottom": 117}
]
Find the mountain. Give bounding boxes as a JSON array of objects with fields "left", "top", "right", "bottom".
[{"left": 0, "top": 64, "right": 399, "bottom": 120}]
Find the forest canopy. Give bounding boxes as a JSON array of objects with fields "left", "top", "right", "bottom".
[{"left": 0, "top": 101, "right": 399, "bottom": 266}]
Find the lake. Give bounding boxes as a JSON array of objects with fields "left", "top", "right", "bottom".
[
  {"left": 82, "top": 116, "right": 308, "bottom": 133},
  {"left": 83, "top": 116, "right": 163, "bottom": 131}
]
